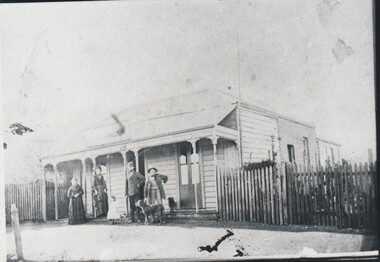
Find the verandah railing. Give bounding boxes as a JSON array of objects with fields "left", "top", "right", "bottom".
[{"left": 216, "top": 163, "right": 378, "bottom": 229}]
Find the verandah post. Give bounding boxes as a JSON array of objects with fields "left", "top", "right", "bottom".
[
  {"left": 211, "top": 136, "right": 219, "bottom": 214},
  {"left": 189, "top": 139, "right": 199, "bottom": 213},
  {"left": 40, "top": 160, "right": 47, "bottom": 222},
  {"left": 277, "top": 162, "right": 285, "bottom": 225},
  {"left": 80, "top": 158, "right": 87, "bottom": 216},
  {"left": 120, "top": 149, "right": 128, "bottom": 216},
  {"left": 217, "top": 167, "right": 221, "bottom": 219}
]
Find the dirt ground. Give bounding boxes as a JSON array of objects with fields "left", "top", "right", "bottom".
[{"left": 6, "top": 218, "right": 378, "bottom": 261}]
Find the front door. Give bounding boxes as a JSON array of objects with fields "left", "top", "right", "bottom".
[{"left": 178, "top": 143, "right": 202, "bottom": 209}]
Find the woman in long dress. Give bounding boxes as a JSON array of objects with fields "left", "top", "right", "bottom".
[
  {"left": 92, "top": 166, "right": 108, "bottom": 217},
  {"left": 67, "top": 178, "right": 86, "bottom": 225}
]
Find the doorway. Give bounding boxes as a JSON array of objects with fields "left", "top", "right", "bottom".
[{"left": 178, "top": 142, "right": 202, "bottom": 209}]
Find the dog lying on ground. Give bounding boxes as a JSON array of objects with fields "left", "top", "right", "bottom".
[
  {"left": 135, "top": 200, "right": 165, "bottom": 225},
  {"left": 168, "top": 197, "right": 177, "bottom": 213}
]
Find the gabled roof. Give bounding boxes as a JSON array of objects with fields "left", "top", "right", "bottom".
[
  {"left": 85, "top": 89, "right": 238, "bottom": 147},
  {"left": 88, "top": 89, "right": 237, "bottom": 129},
  {"left": 46, "top": 88, "right": 316, "bottom": 155}
]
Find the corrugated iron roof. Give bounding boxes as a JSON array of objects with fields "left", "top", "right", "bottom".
[
  {"left": 88, "top": 88, "right": 237, "bottom": 129},
  {"left": 45, "top": 88, "right": 317, "bottom": 155},
  {"left": 85, "top": 103, "right": 236, "bottom": 148}
]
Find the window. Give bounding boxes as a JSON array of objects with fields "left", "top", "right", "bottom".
[
  {"left": 180, "top": 154, "right": 189, "bottom": 185},
  {"left": 178, "top": 142, "right": 200, "bottom": 186},
  {"left": 302, "top": 137, "right": 310, "bottom": 166},
  {"left": 191, "top": 151, "right": 199, "bottom": 184},
  {"left": 287, "top": 145, "right": 295, "bottom": 163}
]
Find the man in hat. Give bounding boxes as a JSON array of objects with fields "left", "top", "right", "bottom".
[
  {"left": 144, "top": 167, "right": 168, "bottom": 205},
  {"left": 125, "top": 162, "right": 145, "bottom": 223}
]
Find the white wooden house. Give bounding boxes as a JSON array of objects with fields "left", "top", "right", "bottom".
[
  {"left": 40, "top": 89, "right": 337, "bottom": 220},
  {"left": 316, "top": 138, "right": 342, "bottom": 166}
]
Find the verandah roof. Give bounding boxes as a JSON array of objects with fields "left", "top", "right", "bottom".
[{"left": 85, "top": 103, "right": 237, "bottom": 148}]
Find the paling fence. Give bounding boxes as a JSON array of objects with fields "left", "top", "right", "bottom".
[
  {"left": 217, "top": 162, "right": 378, "bottom": 229},
  {"left": 5, "top": 180, "right": 44, "bottom": 224},
  {"left": 5, "top": 180, "right": 57, "bottom": 223}
]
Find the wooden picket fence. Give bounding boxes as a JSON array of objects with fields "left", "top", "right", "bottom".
[
  {"left": 286, "top": 163, "right": 377, "bottom": 229},
  {"left": 217, "top": 165, "right": 286, "bottom": 225},
  {"left": 216, "top": 162, "right": 378, "bottom": 229},
  {"left": 5, "top": 180, "right": 44, "bottom": 224},
  {"left": 5, "top": 180, "right": 59, "bottom": 223}
]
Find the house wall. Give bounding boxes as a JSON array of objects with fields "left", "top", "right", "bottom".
[
  {"left": 72, "top": 166, "right": 82, "bottom": 185},
  {"left": 108, "top": 153, "right": 127, "bottom": 214},
  {"left": 199, "top": 138, "right": 237, "bottom": 210},
  {"left": 278, "top": 117, "right": 318, "bottom": 166},
  {"left": 317, "top": 139, "right": 341, "bottom": 165},
  {"left": 141, "top": 139, "right": 238, "bottom": 211},
  {"left": 219, "top": 109, "right": 238, "bottom": 130},
  {"left": 240, "top": 106, "right": 280, "bottom": 164}
]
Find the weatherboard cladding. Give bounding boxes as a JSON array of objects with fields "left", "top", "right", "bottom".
[
  {"left": 240, "top": 107, "right": 280, "bottom": 164},
  {"left": 108, "top": 154, "right": 127, "bottom": 214},
  {"left": 218, "top": 108, "right": 238, "bottom": 130}
]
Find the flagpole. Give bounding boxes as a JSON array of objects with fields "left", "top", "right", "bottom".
[{"left": 236, "top": 1, "right": 244, "bottom": 167}]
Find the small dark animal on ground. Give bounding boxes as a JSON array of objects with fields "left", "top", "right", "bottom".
[
  {"left": 168, "top": 197, "right": 177, "bottom": 213},
  {"left": 197, "top": 229, "right": 234, "bottom": 253},
  {"left": 136, "top": 200, "right": 165, "bottom": 225}
]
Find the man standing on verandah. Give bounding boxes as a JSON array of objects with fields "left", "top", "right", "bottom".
[{"left": 125, "top": 162, "right": 145, "bottom": 223}]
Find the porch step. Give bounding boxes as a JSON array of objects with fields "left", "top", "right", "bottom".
[{"left": 164, "top": 210, "right": 219, "bottom": 220}]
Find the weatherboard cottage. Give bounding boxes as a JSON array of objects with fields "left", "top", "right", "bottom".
[{"left": 40, "top": 89, "right": 340, "bottom": 221}]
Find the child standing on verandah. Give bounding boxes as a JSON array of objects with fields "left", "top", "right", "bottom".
[{"left": 107, "top": 196, "right": 119, "bottom": 225}]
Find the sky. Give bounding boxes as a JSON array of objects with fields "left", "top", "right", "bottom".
[{"left": 0, "top": 0, "right": 376, "bottom": 179}]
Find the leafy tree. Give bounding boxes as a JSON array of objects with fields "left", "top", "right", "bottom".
[{"left": 9, "top": 122, "right": 34, "bottom": 136}]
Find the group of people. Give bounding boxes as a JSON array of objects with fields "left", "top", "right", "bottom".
[
  {"left": 125, "top": 162, "right": 167, "bottom": 223},
  {"left": 67, "top": 161, "right": 167, "bottom": 225}
]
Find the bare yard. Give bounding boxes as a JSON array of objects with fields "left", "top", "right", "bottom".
[{"left": 6, "top": 220, "right": 378, "bottom": 261}]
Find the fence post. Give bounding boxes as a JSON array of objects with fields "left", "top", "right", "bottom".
[
  {"left": 277, "top": 163, "right": 284, "bottom": 225},
  {"left": 11, "top": 204, "right": 24, "bottom": 261},
  {"left": 53, "top": 163, "right": 59, "bottom": 220},
  {"left": 41, "top": 162, "right": 47, "bottom": 222},
  {"left": 216, "top": 167, "right": 222, "bottom": 219},
  {"left": 372, "top": 162, "right": 378, "bottom": 231}
]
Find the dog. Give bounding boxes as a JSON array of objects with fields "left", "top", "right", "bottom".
[
  {"left": 135, "top": 200, "right": 165, "bottom": 225},
  {"left": 168, "top": 197, "right": 177, "bottom": 213}
]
